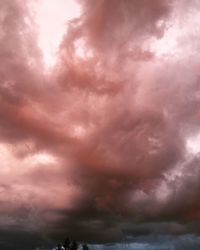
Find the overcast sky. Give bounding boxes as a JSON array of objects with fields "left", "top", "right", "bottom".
[{"left": 1, "top": 0, "right": 200, "bottom": 249}]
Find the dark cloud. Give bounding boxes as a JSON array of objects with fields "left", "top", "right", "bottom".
[{"left": 1, "top": 0, "right": 200, "bottom": 249}]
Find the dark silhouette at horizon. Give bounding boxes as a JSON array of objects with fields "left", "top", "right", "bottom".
[{"left": 55, "top": 237, "right": 90, "bottom": 250}]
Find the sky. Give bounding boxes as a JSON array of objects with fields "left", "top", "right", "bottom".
[{"left": 1, "top": 0, "right": 200, "bottom": 249}]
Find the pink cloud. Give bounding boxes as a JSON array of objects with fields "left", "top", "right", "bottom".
[{"left": 1, "top": 0, "right": 200, "bottom": 248}]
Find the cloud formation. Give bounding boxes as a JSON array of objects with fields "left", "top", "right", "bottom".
[{"left": 1, "top": 0, "right": 200, "bottom": 249}]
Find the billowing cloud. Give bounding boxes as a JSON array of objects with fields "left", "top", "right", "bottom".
[{"left": 1, "top": 0, "right": 200, "bottom": 249}]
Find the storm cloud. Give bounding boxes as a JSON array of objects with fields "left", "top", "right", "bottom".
[{"left": 1, "top": 0, "right": 200, "bottom": 249}]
